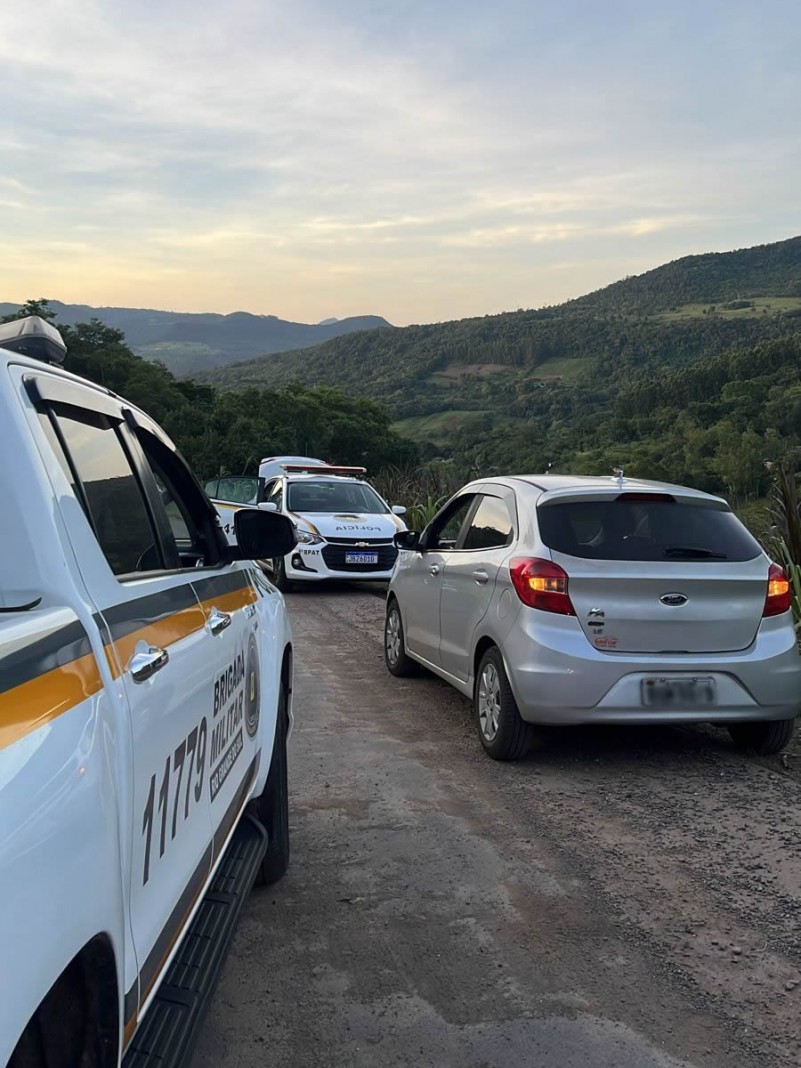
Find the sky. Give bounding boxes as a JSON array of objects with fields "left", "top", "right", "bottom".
[{"left": 1, "top": 0, "right": 799, "bottom": 327}]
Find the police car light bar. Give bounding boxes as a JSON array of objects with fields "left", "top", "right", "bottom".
[
  {"left": 0, "top": 315, "right": 67, "bottom": 364},
  {"left": 282, "top": 464, "right": 367, "bottom": 477}
]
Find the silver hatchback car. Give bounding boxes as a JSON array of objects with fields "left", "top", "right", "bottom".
[{"left": 384, "top": 474, "right": 801, "bottom": 760}]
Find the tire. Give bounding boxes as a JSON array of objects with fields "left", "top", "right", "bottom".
[
  {"left": 254, "top": 688, "right": 290, "bottom": 885},
  {"left": 272, "top": 555, "right": 293, "bottom": 593},
  {"left": 728, "top": 718, "right": 796, "bottom": 756},
  {"left": 384, "top": 599, "right": 419, "bottom": 677},
  {"left": 474, "top": 646, "right": 532, "bottom": 761},
  {"left": 8, "top": 955, "right": 104, "bottom": 1068}
]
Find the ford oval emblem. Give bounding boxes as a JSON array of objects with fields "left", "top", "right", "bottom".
[{"left": 660, "top": 592, "right": 688, "bottom": 607}]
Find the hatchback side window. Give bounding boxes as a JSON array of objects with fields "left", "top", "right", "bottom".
[
  {"left": 460, "top": 495, "right": 514, "bottom": 550},
  {"left": 427, "top": 495, "right": 476, "bottom": 550},
  {"left": 52, "top": 410, "right": 163, "bottom": 576}
]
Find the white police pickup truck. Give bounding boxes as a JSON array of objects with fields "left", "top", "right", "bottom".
[{"left": 0, "top": 317, "right": 298, "bottom": 1068}]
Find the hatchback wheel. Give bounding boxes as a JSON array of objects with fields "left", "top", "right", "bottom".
[
  {"left": 384, "top": 599, "right": 419, "bottom": 677},
  {"left": 728, "top": 718, "right": 795, "bottom": 755},
  {"left": 475, "top": 647, "right": 532, "bottom": 760}
]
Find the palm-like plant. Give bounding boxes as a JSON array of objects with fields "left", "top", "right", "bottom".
[
  {"left": 409, "top": 494, "right": 449, "bottom": 530},
  {"left": 372, "top": 462, "right": 464, "bottom": 530}
]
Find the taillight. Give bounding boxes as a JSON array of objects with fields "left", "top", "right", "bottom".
[
  {"left": 509, "top": 557, "right": 576, "bottom": 615},
  {"left": 764, "top": 562, "right": 792, "bottom": 617}
]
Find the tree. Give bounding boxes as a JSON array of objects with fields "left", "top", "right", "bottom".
[{"left": 0, "top": 298, "right": 57, "bottom": 324}]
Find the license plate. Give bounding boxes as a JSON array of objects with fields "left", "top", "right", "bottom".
[
  {"left": 345, "top": 552, "right": 379, "bottom": 565},
  {"left": 642, "top": 676, "right": 716, "bottom": 708}
]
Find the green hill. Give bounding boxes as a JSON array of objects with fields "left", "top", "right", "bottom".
[
  {"left": 566, "top": 236, "right": 801, "bottom": 316},
  {"left": 197, "top": 235, "right": 801, "bottom": 405},
  {"left": 191, "top": 235, "right": 801, "bottom": 506}
]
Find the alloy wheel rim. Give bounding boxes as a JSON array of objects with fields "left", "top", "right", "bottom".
[
  {"left": 478, "top": 663, "right": 501, "bottom": 741},
  {"left": 386, "top": 609, "right": 401, "bottom": 665}
]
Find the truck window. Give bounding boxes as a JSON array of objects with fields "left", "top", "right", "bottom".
[
  {"left": 52, "top": 411, "right": 162, "bottom": 575},
  {"left": 136, "top": 429, "right": 225, "bottom": 569}
]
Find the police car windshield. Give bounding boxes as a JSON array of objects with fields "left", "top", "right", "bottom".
[{"left": 287, "top": 480, "right": 387, "bottom": 514}]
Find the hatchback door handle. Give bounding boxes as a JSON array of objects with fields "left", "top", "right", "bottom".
[
  {"left": 428, "top": 564, "right": 441, "bottom": 576},
  {"left": 472, "top": 569, "right": 489, "bottom": 585},
  {"left": 208, "top": 608, "right": 232, "bottom": 635},
  {"left": 129, "top": 645, "right": 169, "bottom": 683}
]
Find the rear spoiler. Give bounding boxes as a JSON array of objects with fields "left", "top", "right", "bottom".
[
  {"left": 536, "top": 488, "right": 729, "bottom": 510},
  {"left": 282, "top": 464, "right": 367, "bottom": 477}
]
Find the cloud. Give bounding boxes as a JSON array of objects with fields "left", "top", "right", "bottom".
[{"left": 0, "top": 0, "right": 799, "bottom": 323}]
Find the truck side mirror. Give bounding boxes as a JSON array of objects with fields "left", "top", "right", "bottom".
[{"left": 228, "top": 509, "right": 298, "bottom": 560}]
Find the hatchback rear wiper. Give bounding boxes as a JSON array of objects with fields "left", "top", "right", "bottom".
[{"left": 663, "top": 546, "right": 727, "bottom": 560}]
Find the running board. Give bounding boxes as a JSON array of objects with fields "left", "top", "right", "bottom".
[{"left": 123, "top": 814, "right": 267, "bottom": 1068}]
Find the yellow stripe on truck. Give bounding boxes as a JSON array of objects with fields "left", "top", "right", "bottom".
[
  {"left": 0, "top": 653, "right": 103, "bottom": 751},
  {"left": 198, "top": 587, "right": 258, "bottom": 620},
  {"left": 104, "top": 604, "right": 208, "bottom": 681}
]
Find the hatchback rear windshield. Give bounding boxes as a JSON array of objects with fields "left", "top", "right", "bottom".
[{"left": 537, "top": 496, "right": 762, "bottom": 562}]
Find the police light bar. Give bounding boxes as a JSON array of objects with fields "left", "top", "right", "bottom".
[
  {"left": 0, "top": 315, "right": 67, "bottom": 364},
  {"left": 282, "top": 464, "right": 367, "bottom": 477}
]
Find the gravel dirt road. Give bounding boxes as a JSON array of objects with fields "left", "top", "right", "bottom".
[{"left": 194, "top": 586, "right": 801, "bottom": 1068}]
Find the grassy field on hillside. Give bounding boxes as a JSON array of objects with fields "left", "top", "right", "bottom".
[
  {"left": 657, "top": 296, "right": 801, "bottom": 322},
  {"left": 530, "top": 355, "right": 593, "bottom": 380},
  {"left": 393, "top": 409, "right": 502, "bottom": 445}
]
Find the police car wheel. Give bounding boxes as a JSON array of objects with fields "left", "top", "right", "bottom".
[
  {"left": 272, "top": 556, "right": 293, "bottom": 593},
  {"left": 254, "top": 687, "right": 290, "bottom": 886},
  {"left": 384, "top": 599, "right": 419, "bottom": 677}
]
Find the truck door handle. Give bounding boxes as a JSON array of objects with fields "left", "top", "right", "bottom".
[
  {"left": 472, "top": 569, "right": 489, "bottom": 585},
  {"left": 428, "top": 564, "right": 441, "bottom": 576},
  {"left": 208, "top": 608, "right": 232, "bottom": 635},
  {"left": 129, "top": 645, "right": 169, "bottom": 683}
]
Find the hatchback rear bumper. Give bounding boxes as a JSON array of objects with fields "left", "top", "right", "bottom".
[
  {"left": 514, "top": 702, "right": 800, "bottom": 726},
  {"left": 502, "top": 609, "right": 801, "bottom": 726}
]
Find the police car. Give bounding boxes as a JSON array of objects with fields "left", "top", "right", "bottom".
[
  {"left": 259, "top": 458, "right": 407, "bottom": 590},
  {"left": 206, "top": 457, "right": 408, "bottom": 590},
  {"left": 0, "top": 317, "right": 297, "bottom": 1068}
]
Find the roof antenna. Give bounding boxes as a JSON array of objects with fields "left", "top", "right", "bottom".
[{"left": 613, "top": 466, "right": 625, "bottom": 486}]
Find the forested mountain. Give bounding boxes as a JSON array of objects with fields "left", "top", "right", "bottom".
[
  {"left": 0, "top": 300, "right": 392, "bottom": 376},
  {"left": 566, "top": 236, "right": 801, "bottom": 315},
  {"left": 199, "top": 235, "right": 801, "bottom": 399},
  {"left": 9, "top": 234, "right": 801, "bottom": 514},
  {"left": 194, "top": 235, "right": 801, "bottom": 507},
  {"left": 0, "top": 301, "right": 413, "bottom": 479}
]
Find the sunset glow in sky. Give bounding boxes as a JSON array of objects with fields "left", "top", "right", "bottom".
[{"left": 1, "top": 0, "right": 799, "bottom": 325}]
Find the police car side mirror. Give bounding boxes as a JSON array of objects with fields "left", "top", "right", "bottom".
[
  {"left": 394, "top": 530, "right": 421, "bottom": 552},
  {"left": 228, "top": 509, "right": 298, "bottom": 560},
  {"left": 258, "top": 501, "right": 279, "bottom": 512},
  {"left": 391, "top": 505, "right": 407, "bottom": 516}
]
